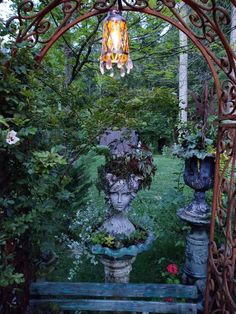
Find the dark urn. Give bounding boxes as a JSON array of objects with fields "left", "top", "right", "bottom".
[{"left": 178, "top": 155, "right": 215, "bottom": 225}]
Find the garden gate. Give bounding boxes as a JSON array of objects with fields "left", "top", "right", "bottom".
[{"left": 7, "top": 0, "right": 236, "bottom": 313}]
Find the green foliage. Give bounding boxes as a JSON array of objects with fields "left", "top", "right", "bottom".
[
  {"left": 174, "top": 83, "right": 218, "bottom": 159},
  {"left": 91, "top": 228, "right": 148, "bottom": 249},
  {"left": 173, "top": 131, "right": 214, "bottom": 159},
  {"left": 31, "top": 149, "right": 67, "bottom": 174},
  {"left": 97, "top": 145, "right": 156, "bottom": 193},
  {"left": 81, "top": 86, "right": 179, "bottom": 150},
  {"left": 0, "top": 41, "right": 93, "bottom": 309},
  {"left": 0, "top": 238, "right": 25, "bottom": 286}
]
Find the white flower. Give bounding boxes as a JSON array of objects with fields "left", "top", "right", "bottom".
[{"left": 6, "top": 130, "right": 20, "bottom": 145}]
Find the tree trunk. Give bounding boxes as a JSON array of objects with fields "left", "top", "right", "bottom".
[
  {"left": 64, "top": 42, "right": 74, "bottom": 88},
  {"left": 225, "top": 4, "right": 236, "bottom": 114},
  {"left": 179, "top": 3, "right": 188, "bottom": 123},
  {"left": 230, "top": 4, "right": 236, "bottom": 50},
  {"left": 230, "top": 3, "right": 236, "bottom": 77}
]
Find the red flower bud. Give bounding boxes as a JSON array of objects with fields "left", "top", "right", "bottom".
[{"left": 167, "top": 263, "right": 178, "bottom": 275}]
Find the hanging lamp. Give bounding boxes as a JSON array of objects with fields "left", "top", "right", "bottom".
[{"left": 100, "top": 10, "right": 133, "bottom": 77}]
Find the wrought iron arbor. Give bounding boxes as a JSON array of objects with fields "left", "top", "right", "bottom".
[{"left": 7, "top": 0, "right": 236, "bottom": 312}]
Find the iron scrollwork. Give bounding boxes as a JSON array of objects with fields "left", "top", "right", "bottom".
[
  {"left": 93, "top": 0, "right": 117, "bottom": 10},
  {"left": 7, "top": 0, "right": 83, "bottom": 48},
  {"left": 206, "top": 125, "right": 236, "bottom": 313}
]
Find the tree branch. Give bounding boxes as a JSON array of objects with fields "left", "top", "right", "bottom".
[{"left": 69, "top": 16, "right": 104, "bottom": 83}]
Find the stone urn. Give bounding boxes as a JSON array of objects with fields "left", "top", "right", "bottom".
[
  {"left": 178, "top": 155, "right": 215, "bottom": 224},
  {"left": 92, "top": 173, "right": 154, "bottom": 283}
]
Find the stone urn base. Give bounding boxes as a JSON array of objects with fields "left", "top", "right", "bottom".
[
  {"left": 177, "top": 197, "right": 211, "bottom": 225},
  {"left": 92, "top": 233, "right": 155, "bottom": 283},
  {"left": 100, "top": 256, "right": 136, "bottom": 283}
]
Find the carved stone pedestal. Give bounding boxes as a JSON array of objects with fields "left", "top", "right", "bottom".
[
  {"left": 177, "top": 213, "right": 210, "bottom": 313},
  {"left": 100, "top": 256, "right": 136, "bottom": 283},
  {"left": 183, "top": 224, "right": 209, "bottom": 279},
  {"left": 177, "top": 155, "right": 214, "bottom": 313}
]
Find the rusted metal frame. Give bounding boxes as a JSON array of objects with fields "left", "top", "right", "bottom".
[
  {"left": 204, "top": 122, "right": 222, "bottom": 314},
  {"left": 11, "top": 0, "right": 234, "bottom": 99},
  {"left": 211, "top": 27, "right": 236, "bottom": 84},
  {"left": 205, "top": 246, "right": 221, "bottom": 313},
  {"left": 220, "top": 114, "right": 236, "bottom": 122},
  {"left": 35, "top": 8, "right": 106, "bottom": 61},
  {"left": 34, "top": 4, "right": 223, "bottom": 109},
  {"left": 8, "top": 0, "right": 80, "bottom": 49},
  {"left": 209, "top": 127, "right": 222, "bottom": 242},
  {"left": 222, "top": 127, "right": 236, "bottom": 310},
  {"left": 140, "top": 6, "right": 223, "bottom": 114},
  {"left": 231, "top": 0, "right": 236, "bottom": 6},
  {"left": 168, "top": 1, "right": 236, "bottom": 87},
  {"left": 159, "top": 2, "right": 235, "bottom": 95},
  {"left": 177, "top": 0, "right": 219, "bottom": 39},
  {"left": 12, "top": 0, "right": 62, "bottom": 42},
  {"left": 22, "top": 0, "right": 81, "bottom": 45},
  {"left": 183, "top": 0, "right": 214, "bottom": 11},
  {"left": 221, "top": 129, "right": 236, "bottom": 312},
  {"left": 35, "top": 2, "right": 81, "bottom": 45},
  {"left": 44, "top": 1, "right": 81, "bottom": 42},
  {"left": 165, "top": 14, "right": 225, "bottom": 82},
  {"left": 205, "top": 123, "right": 236, "bottom": 313}
]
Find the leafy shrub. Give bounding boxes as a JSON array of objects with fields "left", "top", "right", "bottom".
[{"left": 0, "top": 43, "right": 94, "bottom": 310}]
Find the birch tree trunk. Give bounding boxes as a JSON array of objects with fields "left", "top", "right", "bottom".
[
  {"left": 230, "top": 4, "right": 236, "bottom": 49},
  {"left": 179, "top": 3, "right": 188, "bottom": 123},
  {"left": 226, "top": 4, "right": 236, "bottom": 114},
  {"left": 230, "top": 3, "right": 236, "bottom": 73}
]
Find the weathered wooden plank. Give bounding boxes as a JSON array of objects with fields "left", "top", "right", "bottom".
[
  {"left": 30, "top": 282, "right": 198, "bottom": 299},
  {"left": 30, "top": 299, "right": 197, "bottom": 314}
]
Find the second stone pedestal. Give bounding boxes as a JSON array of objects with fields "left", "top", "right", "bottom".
[
  {"left": 183, "top": 224, "right": 209, "bottom": 280},
  {"left": 100, "top": 256, "right": 136, "bottom": 283},
  {"left": 177, "top": 210, "right": 210, "bottom": 313}
]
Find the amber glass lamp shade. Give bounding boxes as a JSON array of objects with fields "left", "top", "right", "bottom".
[{"left": 100, "top": 10, "right": 133, "bottom": 77}]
